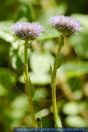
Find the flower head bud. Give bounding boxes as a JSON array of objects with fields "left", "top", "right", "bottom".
[
  {"left": 49, "top": 15, "right": 80, "bottom": 36},
  {"left": 12, "top": 22, "right": 43, "bottom": 40}
]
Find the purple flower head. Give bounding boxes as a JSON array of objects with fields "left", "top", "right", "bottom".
[
  {"left": 12, "top": 22, "right": 43, "bottom": 40},
  {"left": 49, "top": 15, "right": 81, "bottom": 36}
]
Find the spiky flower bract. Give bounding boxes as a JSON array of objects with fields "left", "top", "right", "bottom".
[
  {"left": 49, "top": 15, "right": 80, "bottom": 36},
  {"left": 12, "top": 22, "right": 43, "bottom": 40}
]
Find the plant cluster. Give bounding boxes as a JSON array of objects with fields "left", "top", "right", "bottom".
[{"left": 12, "top": 15, "right": 80, "bottom": 128}]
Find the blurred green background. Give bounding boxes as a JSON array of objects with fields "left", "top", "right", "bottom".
[{"left": 0, "top": 0, "right": 88, "bottom": 131}]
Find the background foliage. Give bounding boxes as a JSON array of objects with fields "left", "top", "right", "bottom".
[{"left": 0, "top": 0, "right": 88, "bottom": 131}]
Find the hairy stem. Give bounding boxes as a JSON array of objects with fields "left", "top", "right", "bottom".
[
  {"left": 24, "top": 40, "right": 37, "bottom": 127},
  {"left": 51, "top": 35, "right": 64, "bottom": 127}
]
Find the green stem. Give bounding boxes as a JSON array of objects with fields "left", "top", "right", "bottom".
[
  {"left": 51, "top": 35, "right": 64, "bottom": 127},
  {"left": 24, "top": 40, "right": 37, "bottom": 127}
]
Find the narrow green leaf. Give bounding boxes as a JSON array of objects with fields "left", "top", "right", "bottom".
[{"left": 56, "top": 53, "right": 64, "bottom": 68}]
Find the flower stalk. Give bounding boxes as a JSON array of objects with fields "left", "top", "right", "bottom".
[
  {"left": 12, "top": 21, "right": 43, "bottom": 127},
  {"left": 51, "top": 35, "right": 64, "bottom": 127},
  {"left": 23, "top": 40, "right": 37, "bottom": 127}
]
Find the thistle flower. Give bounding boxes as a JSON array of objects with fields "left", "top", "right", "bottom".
[
  {"left": 12, "top": 22, "right": 43, "bottom": 40},
  {"left": 49, "top": 15, "right": 80, "bottom": 36}
]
